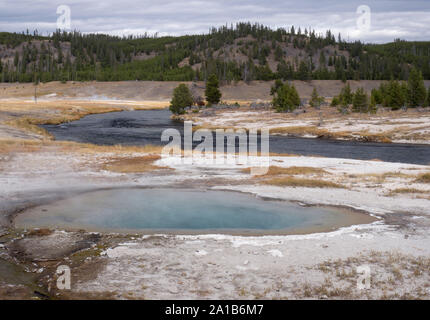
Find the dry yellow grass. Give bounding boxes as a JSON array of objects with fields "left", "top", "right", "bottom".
[
  {"left": 356, "top": 131, "right": 392, "bottom": 143},
  {"left": 270, "top": 126, "right": 392, "bottom": 143},
  {"left": 354, "top": 171, "right": 413, "bottom": 183},
  {"left": 0, "top": 138, "right": 164, "bottom": 156},
  {"left": 0, "top": 138, "right": 43, "bottom": 153},
  {"left": 242, "top": 165, "right": 328, "bottom": 176},
  {"left": 261, "top": 176, "right": 344, "bottom": 188},
  {"left": 381, "top": 172, "right": 413, "bottom": 179},
  {"left": 6, "top": 118, "right": 54, "bottom": 139},
  {"left": 415, "top": 173, "right": 430, "bottom": 183},
  {"left": 388, "top": 188, "right": 429, "bottom": 195},
  {"left": 101, "top": 154, "right": 167, "bottom": 173},
  {"left": 55, "top": 141, "right": 164, "bottom": 154},
  {"left": 270, "top": 126, "right": 333, "bottom": 137},
  {"left": 268, "top": 152, "right": 299, "bottom": 157}
]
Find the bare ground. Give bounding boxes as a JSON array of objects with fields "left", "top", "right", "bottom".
[
  {"left": 186, "top": 106, "right": 430, "bottom": 144},
  {"left": 2, "top": 80, "right": 429, "bottom": 101}
]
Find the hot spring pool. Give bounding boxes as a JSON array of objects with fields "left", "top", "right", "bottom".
[{"left": 15, "top": 189, "right": 375, "bottom": 235}]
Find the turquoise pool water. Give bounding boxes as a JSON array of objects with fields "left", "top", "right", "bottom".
[{"left": 15, "top": 189, "right": 374, "bottom": 235}]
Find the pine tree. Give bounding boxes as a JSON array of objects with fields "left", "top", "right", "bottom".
[
  {"left": 352, "top": 88, "right": 369, "bottom": 113},
  {"left": 407, "top": 68, "right": 426, "bottom": 107},
  {"left": 371, "top": 88, "right": 383, "bottom": 105},
  {"left": 385, "top": 80, "right": 405, "bottom": 110},
  {"left": 319, "top": 51, "right": 326, "bottom": 67},
  {"left": 272, "top": 82, "right": 301, "bottom": 112},
  {"left": 170, "top": 84, "right": 193, "bottom": 115},
  {"left": 400, "top": 82, "right": 409, "bottom": 107},
  {"left": 297, "top": 60, "right": 310, "bottom": 81},
  {"left": 339, "top": 83, "right": 353, "bottom": 106},
  {"left": 272, "top": 84, "right": 290, "bottom": 112},
  {"left": 370, "top": 93, "right": 376, "bottom": 110},
  {"left": 289, "top": 85, "right": 301, "bottom": 107},
  {"left": 270, "top": 79, "right": 283, "bottom": 95},
  {"left": 274, "top": 46, "right": 283, "bottom": 62},
  {"left": 14, "top": 51, "right": 19, "bottom": 68},
  {"left": 310, "top": 88, "right": 324, "bottom": 108},
  {"left": 205, "top": 74, "right": 221, "bottom": 105},
  {"left": 330, "top": 96, "right": 340, "bottom": 107}
]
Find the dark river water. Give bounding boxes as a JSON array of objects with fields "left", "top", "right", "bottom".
[{"left": 42, "top": 109, "right": 430, "bottom": 165}]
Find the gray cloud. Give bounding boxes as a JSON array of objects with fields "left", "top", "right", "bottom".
[{"left": 0, "top": 0, "right": 429, "bottom": 43}]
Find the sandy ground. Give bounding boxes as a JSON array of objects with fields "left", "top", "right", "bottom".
[
  {"left": 2, "top": 80, "right": 429, "bottom": 102},
  {"left": 0, "top": 91, "right": 429, "bottom": 299},
  {"left": 187, "top": 107, "right": 430, "bottom": 145}
]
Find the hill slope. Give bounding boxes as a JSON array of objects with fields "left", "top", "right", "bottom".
[{"left": 1, "top": 23, "right": 430, "bottom": 83}]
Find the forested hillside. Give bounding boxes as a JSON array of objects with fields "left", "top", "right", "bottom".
[{"left": 1, "top": 22, "right": 430, "bottom": 83}]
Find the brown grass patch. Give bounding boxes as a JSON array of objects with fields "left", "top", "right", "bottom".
[
  {"left": 55, "top": 141, "right": 164, "bottom": 154},
  {"left": 242, "top": 165, "right": 328, "bottom": 176},
  {"left": 101, "top": 155, "right": 166, "bottom": 173},
  {"left": 270, "top": 126, "right": 392, "bottom": 143},
  {"left": 357, "top": 130, "right": 392, "bottom": 143},
  {"left": 415, "top": 173, "right": 430, "bottom": 183},
  {"left": 356, "top": 171, "right": 413, "bottom": 183},
  {"left": 5, "top": 118, "right": 54, "bottom": 139},
  {"left": 0, "top": 138, "right": 164, "bottom": 159},
  {"left": 388, "top": 188, "right": 429, "bottom": 196},
  {"left": 270, "top": 126, "right": 333, "bottom": 137},
  {"left": 0, "top": 139, "right": 43, "bottom": 154},
  {"left": 261, "top": 176, "right": 345, "bottom": 188},
  {"left": 268, "top": 152, "right": 299, "bottom": 157},
  {"left": 27, "top": 228, "right": 53, "bottom": 236}
]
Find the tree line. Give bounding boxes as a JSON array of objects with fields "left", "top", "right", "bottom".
[
  {"left": 330, "top": 68, "right": 430, "bottom": 112},
  {"left": 1, "top": 23, "right": 430, "bottom": 83},
  {"left": 170, "top": 70, "right": 430, "bottom": 114}
]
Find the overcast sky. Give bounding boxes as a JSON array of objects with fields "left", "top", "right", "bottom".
[{"left": 0, "top": 0, "right": 429, "bottom": 43}]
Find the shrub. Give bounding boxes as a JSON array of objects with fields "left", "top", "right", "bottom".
[
  {"left": 330, "top": 96, "right": 340, "bottom": 107},
  {"left": 271, "top": 81, "right": 301, "bottom": 112},
  {"left": 170, "top": 83, "right": 193, "bottom": 115},
  {"left": 416, "top": 173, "right": 430, "bottom": 183}
]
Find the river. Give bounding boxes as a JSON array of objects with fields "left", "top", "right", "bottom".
[{"left": 42, "top": 109, "right": 430, "bottom": 165}]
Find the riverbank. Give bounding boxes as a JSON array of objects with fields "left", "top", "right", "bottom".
[
  {"left": 185, "top": 106, "right": 430, "bottom": 145},
  {"left": 0, "top": 99, "right": 168, "bottom": 141},
  {"left": 1, "top": 80, "right": 430, "bottom": 145}
]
